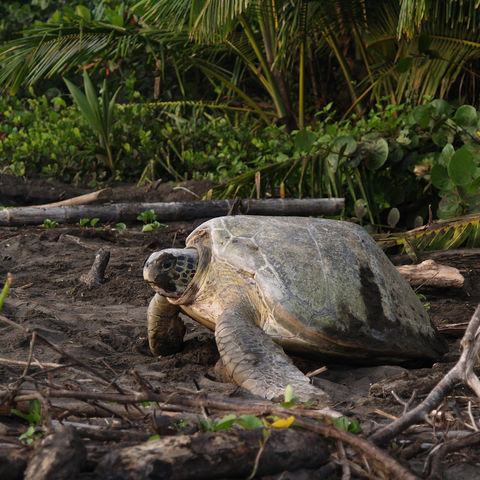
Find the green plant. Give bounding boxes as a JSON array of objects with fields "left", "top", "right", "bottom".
[
  {"left": 43, "top": 218, "right": 59, "bottom": 229},
  {"left": 331, "top": 417, "right": 361, "bottom": 434},
  {"left": 115, "top": 222, "right": 127, "bottom": 231},
  {"left": 11, "top": 399, "right": 44, "bottom": 445},
  {"left": 142, "top": 221, "right": 168, "bottom": 233},
  {"left": 64, "top": 70, "right": 120, "bottom": 172},
  {"left": 137, "top": 209, "right": 157, "bottom": 224},
  {"left": 79, "top": 217, "right": 100, "bottom": 228}
]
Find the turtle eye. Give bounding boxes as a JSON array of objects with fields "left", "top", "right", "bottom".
[{"left": 162, "top": 258, "right": 174, "bottom": 269}]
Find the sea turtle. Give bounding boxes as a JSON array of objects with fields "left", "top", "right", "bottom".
[{"left": 143, "top": 216, "right": 447, "bottom": 401}]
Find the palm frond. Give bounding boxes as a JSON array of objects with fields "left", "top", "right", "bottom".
[{"left": 375, "top": 213, "right": 480, "bottom": 253}]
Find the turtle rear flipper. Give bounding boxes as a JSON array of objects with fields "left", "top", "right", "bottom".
[
  {"left": 148, "top": 293, "right": 185, "bottom": 356},
  {"left": 215, "top": 304, "right": 330, "bottom": 403}
]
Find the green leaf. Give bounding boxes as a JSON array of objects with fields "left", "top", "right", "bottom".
[
  {"left": 367, "top": 138, "right": 389, "bottom": 170},
  {"left": 437, "top": 193, "right": 463, "bottom": 219},
  {"left": 148, "top": 434, "right": 161, "bottom": 441},
  {"left": 431, "top": 99, "right": 453, "bottom": 117},
  {"left": 75, "top": 5, "right": 92, "bottom": 21},
  {"left": 432, "top": 127, "right": 454, "bottom": 147},
  {"left": 237, "top": 415, "right": 263, "bottom": 429},
  {"left": 284, "top": 384, "right": 293, "bottom": 403},
  {"left": 440, "top": 144, "right": 455, "bottom": 167},
  {"left": 412, "top": 104, "right": 432, "bottom": 129},
  {"left": 333, "top": 136, "right": 357, "bottom": 156},
  {"left": 431, "top": 164, "right": 451, "bottom": 190},
  {"left": 454, "top": 105, "right": 478, "bottom": 128},
  {"left": 448, "top": 146, "right": 475, "bottom": 186},
  {"left": 294, "top": 129, "right": 315, "bottom": 153},
  {"left": 214, "top": 414, "right": 237, "bottom": 431}
]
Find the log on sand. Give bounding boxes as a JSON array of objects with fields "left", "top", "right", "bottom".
[
  {"left": 96, "top": 428, "right": 329, "bottom": 480},
  {"left": 0, "top": 198, "right": 345, "bottom": 226}
]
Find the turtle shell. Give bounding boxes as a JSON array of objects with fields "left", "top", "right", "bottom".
[{"left": 186, "top": 216, "right": 447, "bottom": 363}]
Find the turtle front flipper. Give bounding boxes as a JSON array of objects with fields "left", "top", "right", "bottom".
[
  {"left": 215, "top": 304, "right": 330, "bottom": 403},
  {"left": 147, "top": 293, "right": 186, "bottom": 356}
]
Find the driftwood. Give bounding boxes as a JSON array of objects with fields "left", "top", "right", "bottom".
[
  {"left": 24, "top": 426, "right": 86, "bottom": 480},
  {"left": 97, "top": 429, "right": 328, "bottom": 480},
  {"left": 31, "top": 188, "right": 112, "bottom": 208},
  {"left": 0, "top": 448, "right": 27, "bottom": 480},
  {"left": 0, "top": 198, "right": 345, "bottom": 226},
  {"left": 79, "top": 248, "right": 110, "bottom": 288},
  {"left": 396, "top": 259, "right": 464, "bottom": 288},
  {"left": 370, "top": 303, "right": 480, "bottom": 445}
]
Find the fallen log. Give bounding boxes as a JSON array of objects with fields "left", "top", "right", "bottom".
[
  {"left": 96, "top": 429, "right": 329, "bottom": 480},
  {"left": 0, "top": 198, "right": 344, "bottom": 226},
  {"left": 396, "top": 259, "right": 464, "bottom": 288},
  {"left": 24, "top": 426, "right": 86, "bottom": 480}
]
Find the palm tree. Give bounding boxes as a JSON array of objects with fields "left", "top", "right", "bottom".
[{"left": 2, "top": 0, "right": 480, "bottom": 124}]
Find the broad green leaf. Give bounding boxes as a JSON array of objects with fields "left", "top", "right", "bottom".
[
  {"left": 367, "top": 138, "right": 389, "bottom": 170},
  {"left": 237, "top": 415, "right": 263, "bottom": 429},
  {"left": 430, "top": 164, "right": 451, "bottom": 190},
  {"left": 214, "top": 414, "right": 237, "bottom": 431},
  {"left": 437, "top": 193, "right": 463, "bottom": 219},
  {"left": 75, "top": 5, "right": 91, "bottom": 21},
  {"left": 412, "top": 105, "right": 432, "bottom": 129},
  {"left": 454, "top": 105, "right": 478, "bottom": 128},
  {"left": 432, "top": 127, "right": 454, "bottom": 147},
  {"left": 333, "top": 135, "right": 357, "bottom": 156},
  {"left": 448, "top": 146, "right": 475, "bottom": 186},
  {"left": 294, "top": 129, "right": 315, "bottom": 153},
  {"left": 440, "top": 144, "right": 455, "bottom": 167},
  {"left": 431, "top": 99, "right": 453, "bottom": 117}
]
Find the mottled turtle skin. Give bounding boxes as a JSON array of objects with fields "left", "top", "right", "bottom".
[{"left": 143, "top": 216, "right": 447, "bottom": 402}]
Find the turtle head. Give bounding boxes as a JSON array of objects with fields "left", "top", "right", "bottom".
[{"left": 143, "top": 248, "right": 199, "bottom": 298}]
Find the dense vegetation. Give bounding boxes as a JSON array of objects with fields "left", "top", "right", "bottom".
[{"left": 1, "top": 0, "right": 480, "bottom": 228}]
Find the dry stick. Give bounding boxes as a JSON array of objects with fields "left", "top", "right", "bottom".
[
  {"left": 0, "top": 314, "right": 127, "bottom": 397},
  {"left": 425, "top": 431, "right": 480, "bottom": 479},
  {"left": 370, "top": 303, "right": 480, "bottom": 445},
  {"left": 0, "top": 357, "right": 64, "bottom": 370},
  {"left": 8, "top": 387, "right": 418, "bottom": 480},
  {"left": 13, "top": 387, "right": 338, "bottom": 421},
  {"left": 292, "top": 417, "right": 419, "bottom": 480}
]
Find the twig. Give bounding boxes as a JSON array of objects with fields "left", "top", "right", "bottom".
[
  {"left": 425, "top": 431, "right": 480, "bottom": 479},
  {"left": 336, "top": 440, "right": 351, "bottom": 480},
  {"left": 370, "top": 303, "right": 480, "bottom": 445},
  {"left": 0, "top": 314, "right": 128, "bottom": 397},
  {"left": 391, "top": 389, "right": 418, "bottom": 416},
  {"left": 0, "top": 357, "right": 64, "bottom": 370}
]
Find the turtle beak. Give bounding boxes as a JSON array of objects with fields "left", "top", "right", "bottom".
[{"left": 143, "top": 252, "right": 162, "bottom": 284}]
